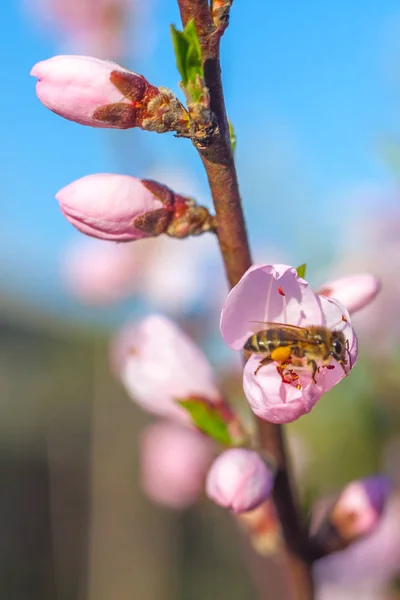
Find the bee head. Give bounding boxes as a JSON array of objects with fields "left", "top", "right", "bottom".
[{"left": 331, "top": 331, "right": 349, "bottom": 373}]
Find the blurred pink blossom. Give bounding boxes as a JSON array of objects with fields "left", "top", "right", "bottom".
[
  {"left": 327, "top": 205, "right": 400, "bottom": 353},
  {"left": 317, "top": 274, "right": 381, "bottom": 315},
  {"left": 61, "top": 238, "right": 156, "bottom": 305},
  {"left": 237, "top": 499, "right": 281, "bottom": 556},
  {"left": 330, "top": 476, "right": 393, "bottom": 542},
  {"left": 112, "top": 314, "right": 222, "bottom": 422},
  {"left": 141, "top": 234, "right": 225, "bottom": 316},
  {"left": 56, "top": 174, "right": 169, "bottom": 241},
  {"left": 205, "top": 448, "right": 274, "bottom": 514},
  {"left": 139, "top": 421, "right": 213, "bottom": 510},
  {"left": 25, "top": 0, "right": 132, "bottom": 59},
  {"left": 314, "top": 495, "right": 400, "bottom": 597},
  {"left": 220, "top": 264, "right": 358, "bottom": 424}
]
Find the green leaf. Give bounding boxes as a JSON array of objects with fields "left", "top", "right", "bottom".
[
  {"left": 178, "top": 398, "right": 233, "bottom": 445},
  {"left": 170, "top": 20, "right": 203, "bottom": 87},
  {"left": 228, "top": 120, "right": 236, "bottom": 153},
  {"left": 296, "top": 263, "right": 307, "bottom": 279}
]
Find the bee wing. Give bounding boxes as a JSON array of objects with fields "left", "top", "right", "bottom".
[{"left": 248, "top": 321, "right": 317, "bottom": 343}]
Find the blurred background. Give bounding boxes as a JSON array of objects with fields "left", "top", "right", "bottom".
[{"left": 3, "top": 0, "right": 400, "bottom": 598}]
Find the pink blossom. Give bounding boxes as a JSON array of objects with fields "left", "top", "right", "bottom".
[
  {"left": 205, "top": 448, "right": 274, "bottom": 514},
  {"left": 31, "top": 55, "right": 145, "bottom": 128},
  {"left": 112, "top": 315, "right": 222, "bottom": 422},
  {"left": 317, "top": 274, "right": 381, "bottom": 315},
  {"left": 220, "top": 264, "right": 358, "bottom": 424},
  {"left": 314, "top": 495, "right": 400, "bottom": 593},
  {"left": 330, "top": 476, "right": 393, "bottom": 542},
  {"left": 25, "top": 0, "right": 131, "bottom": 60},
  {"left": 56, "top": 174, "right": 170, "bottom": 241},
  {"left": 139, "top": 421, "right": 213, "bottom": 510}
]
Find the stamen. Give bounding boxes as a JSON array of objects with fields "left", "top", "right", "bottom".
[
  {"left": 278, "top": 287, "right": 288, "bottom": 324},
  {"left": 263, "top": 277, "right": 274, "bottom": 323},
  {"left": 276, "top": 362, "right": 299, "bottom": 385}
]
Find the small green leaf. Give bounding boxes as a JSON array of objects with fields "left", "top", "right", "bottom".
[
  {"left": 228, "top": 121, "right": 236, "bottom": 153},
  {"left": 296, "top": 263, "right": 307, "bottom": 279},
  {"left": 178, "top": 398, "right": 232, "bottom": 445},
  {"left": 170, "top": 20, "right": 203, "bottom": 88},
  {"left": 170, "top": 24, "right": 189, "bottom": 84}
]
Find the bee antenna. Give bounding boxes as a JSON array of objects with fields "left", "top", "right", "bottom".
[
  {"left": 248, "top": 320, "right": 268, "bottom": 324},
  {"left": 345, "top": 339, "right": 352, "bottom": 372}
]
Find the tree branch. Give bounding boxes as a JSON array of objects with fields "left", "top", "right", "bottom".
[{"left": 177, "top": 2, "right": 316, "bottom": 598}]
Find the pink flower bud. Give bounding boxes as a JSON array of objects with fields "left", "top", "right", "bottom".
[
  {"left": 139, "top": 421, "right": 213, "bottom": 510},
  {"left": 31, "top": 55, "right": 188, "bottom": 132},
  {"left": 220, "top": 264, "right": 358, "bottom": 424},
  {"left": 330, "top": 476, "right": 393, "bottom": 542},
  {"left": 205, "top": 448, "right": 274, "bottom": 514},
  {"left": 317, "top": 274, "right": 381, "bottom": 315},
  {"left": 56, "top": 174, "right": 172, "bottom": 241},
  {"left": 111, "top": 315, "right": 222, "bottom": 422},
  {"left": 31, "top": 55, "right": 148, "bottom": 127}
]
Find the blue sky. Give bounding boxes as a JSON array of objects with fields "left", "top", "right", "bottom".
[{"left": 2, "top": 1, "right": 400, "bottom": 322}]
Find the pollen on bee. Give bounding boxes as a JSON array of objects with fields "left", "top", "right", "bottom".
[
  {"left": 271, "top": 346, "right": 292, "bottom": 362},
  {"left": 278, "top": 286, "right": 285, "bottom": 296}
]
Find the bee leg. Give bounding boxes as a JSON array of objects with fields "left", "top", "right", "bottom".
[
  {"left": 307, "top": 359, "right": 319, "bottom": 383},
  {"left": 254, "top": 357, "right": 272, "bottom": 375}
]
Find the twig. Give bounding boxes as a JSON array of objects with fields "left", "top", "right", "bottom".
[{"left": 177, "top": 2, "right": 316, "bottom": 598}]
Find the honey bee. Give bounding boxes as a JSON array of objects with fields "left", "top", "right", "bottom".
[{"left": 243, "top": 322, "right": 350, "bottom": 383}]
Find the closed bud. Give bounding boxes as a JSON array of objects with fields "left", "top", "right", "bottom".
[
  {"left": 206, "top": 449, "right": 274, "bottom": 514},
  {"left": 56, "top": 174, "right": 216, "bottom": 241},
  {"left": 56, "top": 174, "right": 169, "bottom": 241},
  {"left": 31, "top": 55, "right": 189, "bottom": 133},
  {"left": 330, "top": 475, "right": 393, "bottom": 542}
]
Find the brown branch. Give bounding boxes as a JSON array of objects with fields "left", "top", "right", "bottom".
[{"left": 177, "top": 2, "right": 316, "bottom": 598}]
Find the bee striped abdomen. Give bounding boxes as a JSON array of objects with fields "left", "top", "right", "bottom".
[{"left": 244, "top": 329, "right": 282, "bottom": 354}]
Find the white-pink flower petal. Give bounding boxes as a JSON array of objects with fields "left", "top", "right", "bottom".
[
  {"left": 113, "top": 315, "right": 221, "bottom": 422},
  {"left": 220, "top": 264, "right": 323, "bottom": 351},
  {"left": 318, "top": 274, "right": 381, "bottom": 315}
]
